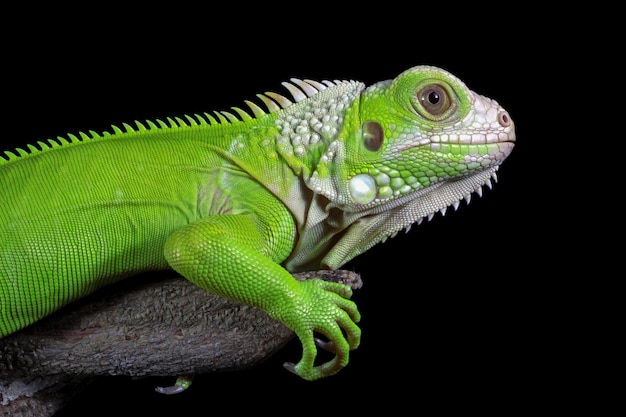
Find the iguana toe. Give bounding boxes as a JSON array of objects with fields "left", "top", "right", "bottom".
[{"left": 154, "top": 374, "right": 194, "bottom": 395}]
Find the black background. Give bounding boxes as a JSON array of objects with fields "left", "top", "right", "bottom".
[{"left": 2, "top": 5, "right": 577, "bottom": 415}]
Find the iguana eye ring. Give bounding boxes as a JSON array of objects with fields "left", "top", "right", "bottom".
[
  {"left": 417, "top": 84, "right": 451, "bottom": 117},
  {"left": 412, "top": 80, "right": 457, "bottom": 122}
]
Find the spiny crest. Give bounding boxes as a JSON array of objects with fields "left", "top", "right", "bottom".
[{"left": 1, "top": 78, "right": 353, "bottom": 165}]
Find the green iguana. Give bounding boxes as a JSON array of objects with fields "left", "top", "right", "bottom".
[{"left": 0, "top": 65, "right": 515, "bottom": 382}]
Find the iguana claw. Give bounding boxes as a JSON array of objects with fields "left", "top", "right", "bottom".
[
  {"left": 283, "top": 361, "right": 298, "bottom": 375},
  {"left": 314, "top": 337, "right": 336, "bottom": 353}
]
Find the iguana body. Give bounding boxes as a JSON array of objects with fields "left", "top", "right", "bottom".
[{"left": 0, "top": 66, "right": 515, "bottom": 380}]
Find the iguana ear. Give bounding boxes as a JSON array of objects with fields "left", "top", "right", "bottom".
[
  {"left": 342, "top": 120, "right": 387, "bottom": 205},
  {"left": 362, "top": 121, "right": 384, "bottom": 152},
  {"left": 306, "top": 119, "right": 387, "bottom": 209}
]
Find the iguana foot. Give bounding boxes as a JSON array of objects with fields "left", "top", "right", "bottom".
[
  {"left": 279, "top": 279, "right": 361, "bottom": 381},
  {"left": 154, "top": 374, "right": 194, "bottom": 394}
]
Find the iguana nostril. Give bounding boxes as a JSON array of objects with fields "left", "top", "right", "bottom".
[{"left": 499, "top": 111, "right": 512, "bottom": 127}]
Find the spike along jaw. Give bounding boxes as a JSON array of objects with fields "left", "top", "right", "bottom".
[{"left": 312, "top": 66, "right": 515, "bottom": 238}]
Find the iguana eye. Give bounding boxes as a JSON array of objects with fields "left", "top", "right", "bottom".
[{"left": 417, "top": 84, "right": 451, "bottom": 117}]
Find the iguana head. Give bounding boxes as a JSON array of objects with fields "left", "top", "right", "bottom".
[{"left": 286, "top": 65, "right": 515, "bottom": 271}]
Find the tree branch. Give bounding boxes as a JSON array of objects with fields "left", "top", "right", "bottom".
[{"left": 0, "top": 270, "right": 362, "bottom": 416}]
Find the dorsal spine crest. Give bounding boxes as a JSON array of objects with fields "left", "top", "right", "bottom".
[{"left": 1, "top": 78, "right": 354, "bottom": 165}]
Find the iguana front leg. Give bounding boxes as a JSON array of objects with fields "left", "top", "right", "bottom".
[{"left": 163, "top": 213, "right": 361, "bottom": 381}]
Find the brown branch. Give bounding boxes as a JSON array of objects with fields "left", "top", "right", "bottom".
[{"left": 0, "top": 270, "right": 361, "bottom": 416}]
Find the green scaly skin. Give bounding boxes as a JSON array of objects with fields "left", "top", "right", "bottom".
[{"left": 0, "top": 66, "right": 515, "bottom": 381}]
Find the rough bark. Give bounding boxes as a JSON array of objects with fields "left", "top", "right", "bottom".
[{"left": 0, "top": 270, "right": 361, "bottom": 416}]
